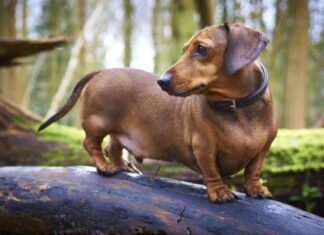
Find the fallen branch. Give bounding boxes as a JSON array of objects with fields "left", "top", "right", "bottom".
[
  {"left": 0, "top": 36, "right": 68, "bottom": 67},
  {"left": 0, "top": 166, "right": 323, "bottom": 235}
]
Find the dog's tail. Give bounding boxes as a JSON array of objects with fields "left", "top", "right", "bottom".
[{"left": 38, "top": 70, "right": 102, "bottom": 132}]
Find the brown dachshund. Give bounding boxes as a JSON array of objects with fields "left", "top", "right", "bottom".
[{"left": 39, "top": 23, "right": 278, "bottom": 203}]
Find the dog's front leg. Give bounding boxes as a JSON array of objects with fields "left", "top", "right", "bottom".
[
  {"left": 244, "top": 151, "right": 272, "bottom": 198},
  {"left": 193, "top": 135, "right": 236, "bottom": 203}
]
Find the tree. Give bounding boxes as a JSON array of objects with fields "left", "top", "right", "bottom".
[
  {"left": 267, "top": 0, "right": 287, "bottom": 124},
  {"left": 282, "top": 0, "right": 309, "bottom": 128},
  {"left": 171, "top": 0, "right": 198, "bottom": 64},
  {"left": 1, "top": 166, "right": 324, "bottom": 235},
  {"left": 194, "top": 0, "right": 215, "bottom": 28},
  {"left": 0, "top": 0, "right": 19, "bottom": 104},
  {"left": 152, "top": 0, "right": 172, "bottom": 74},
  {"left": 123, "top": 0, "right": 133, "bottom": 67}
]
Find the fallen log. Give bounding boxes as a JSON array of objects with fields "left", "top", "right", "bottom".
[
  {"left": 0, "top": 97, "right": 90, "bottom": 166},
  {"left": 0, "top": 167, "right": 323, "bottom": 235}
]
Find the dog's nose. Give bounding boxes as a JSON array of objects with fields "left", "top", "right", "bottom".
[{"left": 158, "top": 72, "right": 172, "bottom": 89}]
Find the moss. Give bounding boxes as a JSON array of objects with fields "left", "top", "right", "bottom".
[
  {"left": 264, "top": 174, "right": 296, "bottom": 196},
  {"left": 35, "top": 123, "right": 91, "bottom": 166},
  {"left": 35, "top": 123, "right": 324, "bottom": 176},
  {"left": 35, "top": 123, "right": 111, "bottom": 166},
  {"left": 265, "top": 129, "right": 324, "bottom": 173},
  {"left": 36, "top": 123, "right": 84, "bottom": 144},
  {"left": 140, "top": 129, "right": 324, "bottom": 178},
  {"left": 12, "top": 116, "right": 32, "bottom": 129}
]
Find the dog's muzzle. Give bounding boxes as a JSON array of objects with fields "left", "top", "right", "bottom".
[{"left": 157, "top": 72, "right": 172, "bottom": 91}]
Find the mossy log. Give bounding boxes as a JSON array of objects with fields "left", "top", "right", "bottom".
[
  {"left": 0, "top": 166, "right": 324, "bottom": 235},
  {"left": 0, "top": 97, "right": 90, "bottom": 166}
]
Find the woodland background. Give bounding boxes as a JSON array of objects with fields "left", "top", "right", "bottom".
[
  {"left": 1, "top": 0, "right": 324, "bottom": 217},
  {"left": 0, "top": 0, "right": 323, "bottom": 129}
]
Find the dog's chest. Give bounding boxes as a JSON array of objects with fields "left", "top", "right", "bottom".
[{"left": 215, "top": 123, "right": 270, "bottom": 175}]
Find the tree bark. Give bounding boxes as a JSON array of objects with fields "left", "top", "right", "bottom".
[
  {"left": 0, "top": 166, "right": 323, "bottom": 235},
  {"left": 194, "top": 0, "right": 215, "bottom": 28},
  {"left": 22, "top": 0, "right": 28, "bottom": 38},
  {"left": 0, "top": 0, "right": 18, "bottom": 104},
  {"left": 123, "top": 0, "right": 133, "bottom": 67},
  {"left": 268, "top": 0, "right": 287, "bottom": 125},
  {"left": 152, "top": 0, "right": 171, "bottom": 74},
  {"left": 171, "top": 0, "right": 197, "bottom": 64},
  {"left": 283, "top": 0, "right": 309, "bottom": 128},
  {"left": 0, "top": 37, "right": 68, "bottom": 67}
]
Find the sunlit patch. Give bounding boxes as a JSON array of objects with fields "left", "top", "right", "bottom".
[
  {"left": 125, "top": 172, "right": 143, "bottom": 178},
  {"left": 72, "top": 166, "right": 97, "bottom": 174}
]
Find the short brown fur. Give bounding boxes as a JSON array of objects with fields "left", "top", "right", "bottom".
[{"left": 40, "top": 23, "right": 278, "bottom": 202}]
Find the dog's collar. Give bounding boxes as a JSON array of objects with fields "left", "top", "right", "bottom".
[{"left": 208, "top": 63, "right": 269, "bottom": 112}]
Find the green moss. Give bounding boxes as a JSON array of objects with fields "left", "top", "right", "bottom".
[
  {"left": 264, "top": 174, "right": 296, "bottom": 196},
  {"left": 35, "top": 123, "right": 111, "bottom": 166},
  {"left": 12, "top": 116, "right": 32, "bottom": 129},
  {"left": 35, "top": 123, "right": 91, "bottom": 166},
  {"left": 265, "top": 129, "right": 324, "bottom": 173},
  {"left": 35, "top": 123, "right": 324, "bottom": 176}
]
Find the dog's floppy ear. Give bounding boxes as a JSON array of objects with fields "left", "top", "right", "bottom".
[{"left": 223, "top": 23, "right": 270, "bottom": 75}]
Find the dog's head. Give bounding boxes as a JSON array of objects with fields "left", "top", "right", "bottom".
[{"left": 157, "top": 23, "right": 269, "bottom": 97}]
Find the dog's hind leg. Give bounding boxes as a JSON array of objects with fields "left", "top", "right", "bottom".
[
  {"left": 83, "top": 133, "right": 122, "bottom": 176},
  {"left": 105, "top": 136, "right": 142, "bottom": 174}
]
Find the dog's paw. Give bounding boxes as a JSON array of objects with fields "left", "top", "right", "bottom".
[
  {"left": 207, "top": 185, "right": 237, "bottom": 203},
  {"left": 245, "top": 184, "right": 273, "bottom": 199},
  {"left": 96, "top": 163, "right": 123, "bottom": 176}
]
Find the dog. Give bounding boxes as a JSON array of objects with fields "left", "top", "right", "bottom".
[{"left": 39, "top": 23, "right": 278, "bottom": 203}]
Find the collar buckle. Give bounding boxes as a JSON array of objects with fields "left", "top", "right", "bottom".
[{"left": 230, "top": 100, "right": 236, "bottom": 111}]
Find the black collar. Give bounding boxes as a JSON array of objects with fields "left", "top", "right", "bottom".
[{"left": 208, "top": 63, "right": 269, "bottom": 112}]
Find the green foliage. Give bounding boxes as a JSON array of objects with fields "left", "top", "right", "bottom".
[
  {"left": 290, "top": 181, "right": 322, "bottom": 212},
  {"left": 265, "top": 129, "right": 324, "bottom": 173}
]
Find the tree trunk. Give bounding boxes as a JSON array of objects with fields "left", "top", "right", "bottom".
[
  {"left": 0, "top": 166, "right": 323, "bottom": 235},
  {"left": 73, "top": 0, "right": 86, "bottom": 128},
  {"left": 171, "top": 0, "right": 197, "bottom": 64},
  {"left": 268, "top": 0, "right": 287, "bottom": 125},
  {"left": 194, "top": 0, "right": 215, "bottom": 28},
  {"left": 0, "top": 0, "right": 18, "bottom": 104},
  {"left": 152, "top": 0, "right": 171, "bottom": 74},
  {"left": 123, "top": 0, "right": 133, "bottom": 67},
  {"left": 283, "top": 0, "right": 309, "bottom": 128},
  {"left": 22, "top": 0, "right": 28, "bottom": 38},
  {"left": 220, "top": 0, "right": 228, "bottom": 23},
  {"left": 152, "top": 0, "right": 162, "bottom": 74}
]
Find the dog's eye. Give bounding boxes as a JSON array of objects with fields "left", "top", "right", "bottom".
[{"left": 194, "top": 44, "right": 208, "bottom": 57}]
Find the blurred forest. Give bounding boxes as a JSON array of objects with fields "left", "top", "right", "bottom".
[{"left": 0, "top": 0, "right": 323, "bottom": 128}]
